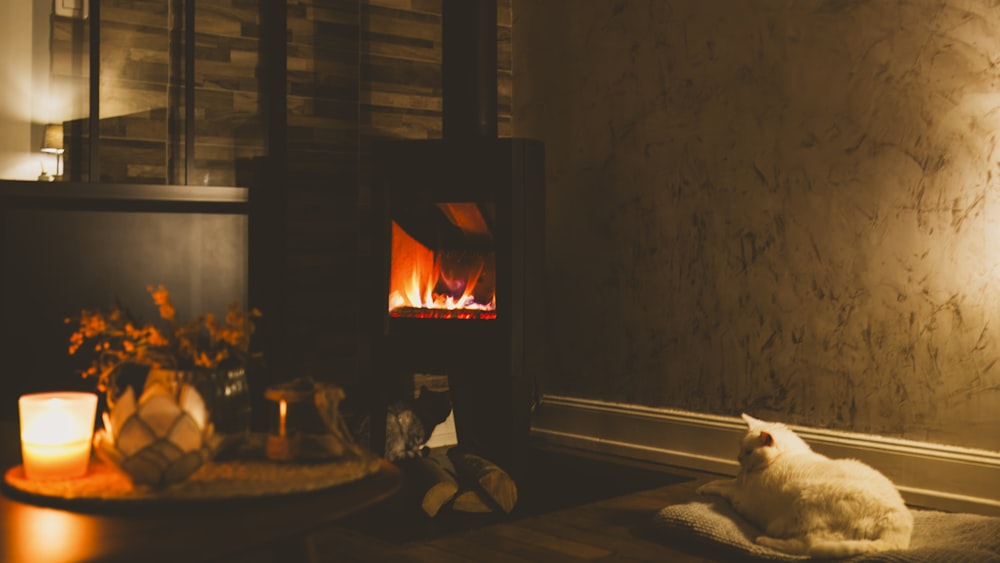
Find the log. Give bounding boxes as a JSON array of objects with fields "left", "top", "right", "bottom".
[
  {"left": 447, "top": 449, "right": 517, "bottom": 514},
  {"left": 405, "top": 456, "right": 459, "bottom": 517},
  {"left": 451, "top": 488, "right": 494, "bottom": 513}
]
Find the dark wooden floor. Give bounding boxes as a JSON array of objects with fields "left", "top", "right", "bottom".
[{"left": 223, "top": 445, "right": 738, "bottom": 562}]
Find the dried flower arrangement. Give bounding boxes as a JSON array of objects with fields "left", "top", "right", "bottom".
[{"left": 66, "top": 285, "right": 262, "bottom": 392}]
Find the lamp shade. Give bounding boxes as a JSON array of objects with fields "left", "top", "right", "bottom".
[{"left": 41, "top": 124, "right": 64, "bottom": 154}]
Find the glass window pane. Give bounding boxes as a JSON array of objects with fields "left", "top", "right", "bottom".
[
  {"left": 193, "top": 0, "right": 264, "bottom": 186},
  {"left": 390, "top": 202, "right": 498, "bottom": 320},
  {"left": 0, "top": 1, "right": 90, "bottom": 182},
  {"left": 97, "top": 3, "right": 170, "bottom": 183},
  {"left": 0, "top": 0, "right": 263, "bottom": 185}
]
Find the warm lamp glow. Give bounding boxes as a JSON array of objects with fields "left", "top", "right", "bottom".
[
  {"left": 41, "top": 124, "right": 64, "bottom": 154},
  {"left": 18, "top": 392, "right": 97, "bottom": 480}
]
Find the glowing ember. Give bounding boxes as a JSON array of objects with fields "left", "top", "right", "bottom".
[
  {"left": 389, "top": 220, "right": 496, "bottom": 318},
  {"left": 391, "top": 307, "right": 497, "bottom": 320}
]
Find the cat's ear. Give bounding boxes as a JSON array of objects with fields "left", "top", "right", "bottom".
[
  {"left": 741, "top": 413, "right": 763, "bottom": 428},
  {"left": 758, "top": 431, "right": 774, "bottom": 447}
]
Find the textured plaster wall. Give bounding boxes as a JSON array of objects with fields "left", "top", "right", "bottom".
[{"left": 512, "top": 0, "right": 1000, "bottom": 451}]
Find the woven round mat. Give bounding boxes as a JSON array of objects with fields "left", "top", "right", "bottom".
[{"left": 3, "top": 440, "right": 383, "bottom": 508}]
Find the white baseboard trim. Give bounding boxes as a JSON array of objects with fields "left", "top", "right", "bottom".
[{"left": 530, "top": 395, "right": 1000, "bottom": 516}]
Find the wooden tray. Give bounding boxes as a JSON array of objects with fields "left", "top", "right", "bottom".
[{"left": 2, "top": 440, "right": 383, "bottom": 511}]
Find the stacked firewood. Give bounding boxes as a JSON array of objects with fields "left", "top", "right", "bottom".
[{"left": 404, "top": 447, "right": 517, "bottom": 517}]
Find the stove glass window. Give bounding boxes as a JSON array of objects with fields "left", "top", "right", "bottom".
[{"left": 389, "top": 202, "right": 496, "bottom": 319}]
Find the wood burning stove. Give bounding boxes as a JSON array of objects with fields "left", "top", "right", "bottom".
[
  {"left": 367, "top": 0, "right": 544, "bottom": 477},
  {"left": 370, "top": 137, "right": 544, "bottom": 476}
]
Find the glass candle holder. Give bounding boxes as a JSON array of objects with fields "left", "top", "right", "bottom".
[
  {"left": 19, "top": 392, "right": 98, "bottom": 480},
  {"left": 264, "top": 386, "right": 313, "bottom": 462},
  {"left": 264, "top": 380, "right": 332, "bottom": 462}
]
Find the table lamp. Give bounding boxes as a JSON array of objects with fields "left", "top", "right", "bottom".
[{"left": 41, "top": 124, "right": 65, "bottom": 180}]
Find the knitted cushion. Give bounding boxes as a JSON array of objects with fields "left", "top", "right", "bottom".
[{"left": 653, "top": 496, "right": 1000, "bottom": 562}]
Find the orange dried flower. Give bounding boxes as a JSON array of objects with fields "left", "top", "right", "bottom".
[
  {"left": 148, "top": 284, "right": 177, "bottom": 322},
  {"left": 66, "top": 285, "right": 262, "bottom": 390}
]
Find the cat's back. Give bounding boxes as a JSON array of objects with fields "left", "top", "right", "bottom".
[
  {"left": 766, "top": 453, "right": 906, "bottom": 507},
  {"left": 816, "top": 456, "right": 907, "bottom": 503}
]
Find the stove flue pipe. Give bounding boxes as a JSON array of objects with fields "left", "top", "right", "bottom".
[{"left": 442, "top": 0, "right": 498, "bottom": 139}]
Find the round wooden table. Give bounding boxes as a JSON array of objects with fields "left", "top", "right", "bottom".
[{"left": 0, "top": 459, "right": 402, "bottom": 563}]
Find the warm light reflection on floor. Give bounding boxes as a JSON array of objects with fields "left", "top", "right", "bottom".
[{"left": 8, "top": 505, "right": 97, "bottom": 562}]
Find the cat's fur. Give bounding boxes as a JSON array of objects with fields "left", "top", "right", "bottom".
[
  {"left": 696, "top": 413, "right": 913, "bottom": 557},
  {"left": 384, "top": 386, "right": 452, "bottom": 462}
]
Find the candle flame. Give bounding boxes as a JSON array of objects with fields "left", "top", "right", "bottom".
[{"left": 279, "top": 399, "right": 287, "bottom": 437}]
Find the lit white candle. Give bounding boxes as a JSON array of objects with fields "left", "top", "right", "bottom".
[{"left": 19, "top": 392, "right": 98, "bottom": 480}]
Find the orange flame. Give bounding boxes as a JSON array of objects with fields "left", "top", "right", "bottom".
[{"left": 388, "top": 221, "right": 496, "bottom": 314}]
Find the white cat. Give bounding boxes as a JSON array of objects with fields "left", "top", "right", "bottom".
[{"left": 696, "top": 413, "right": 913, "bottom": 557}]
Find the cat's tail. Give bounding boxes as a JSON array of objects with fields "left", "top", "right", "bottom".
[
  {"left": 807, "top": 509, "right": 913, "bottom": 557},
  {"left": 807, "top": 538, "right": 904, "bottom": 558},
  {"left": 758, "top": 534, "right": 906, "bottom": 558}
]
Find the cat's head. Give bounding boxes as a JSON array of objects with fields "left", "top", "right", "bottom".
[{"left": 737, "top": 413, "right": 811, "bottom": 472}]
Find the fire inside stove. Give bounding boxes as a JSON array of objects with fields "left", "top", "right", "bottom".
[{"left": 389, "top": 202, "right": 497, "bottom": 320}]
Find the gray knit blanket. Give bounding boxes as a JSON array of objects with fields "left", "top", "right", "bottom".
[{"left": 653, "top": 497, "right": 1000, "bottom": 562}]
